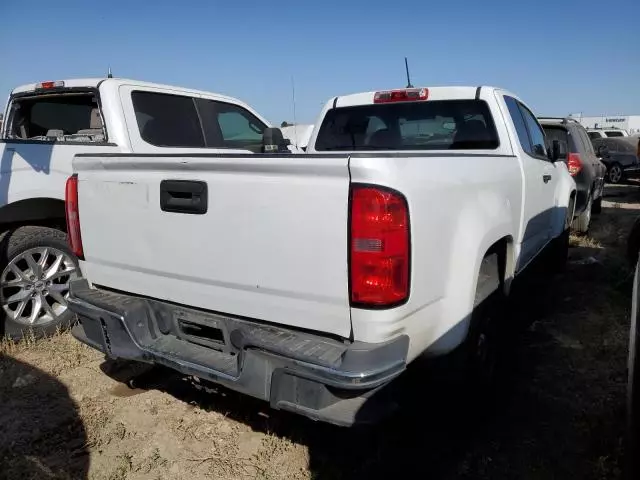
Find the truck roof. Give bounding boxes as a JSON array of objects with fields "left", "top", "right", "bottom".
[
  {"left": 333, "top": 86, "right": 499, "bottom": 108},
  {"left": 10, "top": 78, "right": 246, "bottom": 106}
]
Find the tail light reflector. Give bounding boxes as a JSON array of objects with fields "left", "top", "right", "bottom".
[
  {"left": 350, "top": 186, "right": 410, "bottom": 307},
  {"left": 374, "top": 88, "right": 428, "bottom": 104},
  {"left": 65, "top": 175, "right": 84, "bottom": 259},
  {"left": 567, "top": 153, "right": 583, "bottom": 176}
]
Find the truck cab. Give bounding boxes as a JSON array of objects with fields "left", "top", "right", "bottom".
[{"left": 0, "top": 77, "right": 274, "bottom": 338}]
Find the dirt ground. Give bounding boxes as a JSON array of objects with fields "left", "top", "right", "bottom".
[{"left": 1, "top": 184, "right": 639, "bottom": 480}]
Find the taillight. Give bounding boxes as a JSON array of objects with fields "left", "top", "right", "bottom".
[
  {"left": 350, "top": 186, "right": 410, "bottom": 307},
  {"left": 65, "top": 175, "right": 84, "bottom": 259},
  {"left": 567, "top": 153, "right": 583, "bottom": 176},
  {"left": 374, "top": 88, "right": 428, "bottom": 104}
]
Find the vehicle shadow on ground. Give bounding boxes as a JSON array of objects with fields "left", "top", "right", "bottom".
[{"left": 0, "top": 355, "right": 89, "bottom": 479}]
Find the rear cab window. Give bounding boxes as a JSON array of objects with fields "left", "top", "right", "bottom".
[
  {"left": 131, "top": 91, "right": 267, "bottom": 152},
  {"left": 5, "top": 88, "right": 105, "bottom": 143},
  {"left": 314, "top": 99, "right": 499, "bottom": 151},
  {"left": 605, "top": 131, "right": 624, "bottom": 137}
]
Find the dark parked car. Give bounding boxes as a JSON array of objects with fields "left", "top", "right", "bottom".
[
  {"left": 592, "top": 137, "right": 640, "bottom": 184},
  {"left": 539, "top": 117, "right": 606, "bottom": 233}
]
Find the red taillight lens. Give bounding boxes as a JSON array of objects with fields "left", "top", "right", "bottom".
[
  {"left": 567, "top": 153, "right": 583, "bottom": 176},
  {"left": 65, "top": 175, "right": 84, "bottom": 259},
  {"left": 350, "top": 186, "right": 410, "bottom": 307},
  {"left": 374, "top": 88, "right": 428, "bottom": 104}
]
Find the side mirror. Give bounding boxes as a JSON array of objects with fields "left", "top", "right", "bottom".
[{"left": 262, "top": 127, "right": 290, "bottom": 153}]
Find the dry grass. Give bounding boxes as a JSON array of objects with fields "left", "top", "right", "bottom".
[{"left": 570, "top": 233, "right": 603, "bottom": 249}]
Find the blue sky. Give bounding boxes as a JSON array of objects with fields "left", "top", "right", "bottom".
[{"left": 1, "top": 0, "right": 638, "bottom": 125}]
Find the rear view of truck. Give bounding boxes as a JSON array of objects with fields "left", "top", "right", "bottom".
[
  {"left": 68, "top": 85, "right": 575, "bottom": 425},
  {"left": 67, "top": 149, "right": 414, "bottom": 425}
]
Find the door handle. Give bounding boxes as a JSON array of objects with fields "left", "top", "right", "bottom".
[
  {"left": 542, "top": 174, "right": 552, "bottom": 183},
  {"left": 160, "top": 180, "right": 208, "bottom": 214}
]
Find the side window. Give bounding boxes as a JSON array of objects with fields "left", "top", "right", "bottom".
[
  {"left": 131, "top": 91, "right": 204, "bottom": 148},
  {"left": 518, "top": 105, "right": 547, "bottom": 158},
  {"left": 577, "top": 128, "right": 595, "bottom": 155},
  {"left": 570, "top": 127, "right": 586, "bottom": 153},
  {"left": 196, "top": 99, "right": 266, "bottom": 153},
  {"left": 504, "top": 96, "right": 533, "bottom": 154}
]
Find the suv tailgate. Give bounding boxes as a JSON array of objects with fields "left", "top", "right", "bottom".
[{"left": 74, "top": 154, "right": 352, "bottom": 338}]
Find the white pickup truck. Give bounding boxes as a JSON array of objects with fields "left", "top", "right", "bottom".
[
  {"left": 0, "top": 78, "right": 282, "bottom": 339},
  {"left": 67, "top": 86, "right": 576, "bottom": 425}
]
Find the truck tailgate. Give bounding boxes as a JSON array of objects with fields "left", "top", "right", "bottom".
[{"left": 74, "top": 154, "right": 352, "bottom": 338}]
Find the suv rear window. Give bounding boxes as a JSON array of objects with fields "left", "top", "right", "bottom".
[
  {"left": 542, "top": 125, "right": 573, "bottom": 155},
  {"left": 7, "top": 92, "right": 104, "bottom": 142},
  {"left": 315, "top": 100, "right": 499, "bottom": 151}
]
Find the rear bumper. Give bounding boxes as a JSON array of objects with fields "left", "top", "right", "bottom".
[{"left": 68, "top": 279, "right": 408, "bottom": 426}]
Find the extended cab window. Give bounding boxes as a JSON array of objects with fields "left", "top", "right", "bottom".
[
  {"left": 315, "top": 100, "right": 499, "bottom": 151},
  {"left": 504, "top": 96, "right": 546, "bottom": 158},
  {"left": 132, "top": 91, "right": 205, "bottom": 148},
  {"left": 6, "top": 92, "right": 104, "bottom": 142},
  {"left": 195, "top": 99, "right": 266, "bottom": 153}
]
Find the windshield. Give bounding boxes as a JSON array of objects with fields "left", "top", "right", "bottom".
[{"left": 315, "top": 99, "right": 499, "bottom": 151}]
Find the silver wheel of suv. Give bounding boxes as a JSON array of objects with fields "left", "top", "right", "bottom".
[
  {"left": 0, "top": 247, "right": 78, "bottom": 325},
  {"left": 608, "top": 164, "right": 623, "bottom": 184}
]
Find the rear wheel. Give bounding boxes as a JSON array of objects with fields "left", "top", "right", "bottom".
[
  {"left": 592, "top": 196, "right": 602, "bottom": 215},
  {"left": 608, "top": 163, "right": 624, "bottom": 184},
  {"left": 453, "top": 253, "right": 506, "bottom": 391},
  {"left": 0, "top": 226, "right": 80, "bottom": 340},
  {"left": 572, "top": 195, "right": 592, "bottom": 234}
]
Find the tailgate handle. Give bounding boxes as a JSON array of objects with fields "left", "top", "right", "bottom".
[{"left": 160, "top": 180, "right": 208, "bottom": 215}]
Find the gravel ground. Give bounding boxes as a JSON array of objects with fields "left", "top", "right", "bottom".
[{"left": 1, "top": 184, "right": 638, "bottom": 480}]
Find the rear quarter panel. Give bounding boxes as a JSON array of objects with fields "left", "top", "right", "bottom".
[{"left": 349, "top": 153, "right": 522, "bottom": 360}]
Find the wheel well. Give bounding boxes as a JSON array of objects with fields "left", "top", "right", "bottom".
[
  {"left": 0, "top": 198, "right": 67, "bottom": 232},
  {"left": 476, "top": 236, "right": 513, "bottom": 304},
  {"left": 569, "top": 190, "right": 577, "bottom": 221},
  {"left": 484, "top": 237, "right": 512, "bottom": 285}
]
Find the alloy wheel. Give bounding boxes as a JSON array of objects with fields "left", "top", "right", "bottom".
[{"left": 0, "top": 247, "right": 78, "bottom": 325}]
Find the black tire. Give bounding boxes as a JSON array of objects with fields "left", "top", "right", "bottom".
[
  {"left": 0, "top": 226, "right": 80, "bottom": 340},
  {"left": 608, "top": 163, "right": 624, "bottom": 184},
  {"left": 571, "top": 195, "right": 592, "bottom": 234},
  {"left": 547, "top": 228, "right": 570, "bottom": 273},
  {"left": 628, "top": 217, "right": 640, "bottom": 266},
  {"left": 451, "top": 254, "right": 506, "bottom": 392},
  {"left": 592, "top": 196, "right": 602, "bottom": 215}
]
